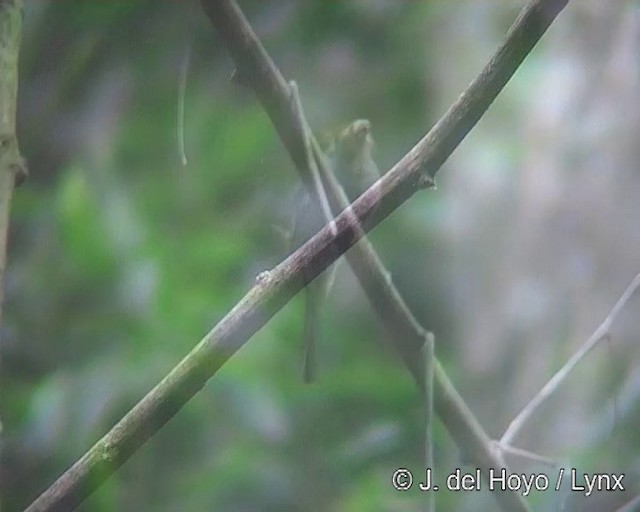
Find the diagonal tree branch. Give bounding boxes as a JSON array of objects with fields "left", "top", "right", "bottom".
[
  {"left": 25, "top": 1, "right": 568, "bottom": 511},
  {"left": 202, "top": 0, "right": 569, "bottom": 378},
  {"left": 203, "top": 0, "right": 567, "bottom": 509}
]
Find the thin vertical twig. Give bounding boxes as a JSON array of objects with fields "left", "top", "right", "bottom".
[
  {"left": 0, "top": 2, "right": 25, "bottom": 510},
  {"left": 422, "top": 332, "right": 435, "bottom": 512},
  {"left": 177, "top": 39, "right": 192, "bottom": 167},
  {"left": 289, "top": 81, "right": 337, "bottom": 236}
]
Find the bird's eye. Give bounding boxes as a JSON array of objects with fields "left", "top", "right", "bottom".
[{"left": 354, "top": 121, "right": 370, "bottom": 140}]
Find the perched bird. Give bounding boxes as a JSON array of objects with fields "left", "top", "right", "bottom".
[{"left": 291, "top": 119, "right": 380, "bottom": 383}]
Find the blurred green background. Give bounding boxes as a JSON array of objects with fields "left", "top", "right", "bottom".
[{"left": 3, "top": 1, "right": 640, "bottom": 511}]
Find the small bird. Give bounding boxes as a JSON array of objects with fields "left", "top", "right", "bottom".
[{"left": 291, "top": 119, "right": 380, "bottom": 382}]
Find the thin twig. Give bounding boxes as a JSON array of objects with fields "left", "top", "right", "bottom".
[
  {"left": 422, "top": 332, "right": 435, "bottom": 512},
  {"left": 0, "top": 0, "right": 24, "bottom": 326},
  {"left": 501, "top": 271, "right": 640, "bottom": 446},
  {"left": 177, "top": 38, "right": 191, "bottom": 167},
  {"left": 289, "top": 81, "right": 337, "bottom": 236},
  {"left": 492, "top": 441, "right": 558, "bottom": 468}
]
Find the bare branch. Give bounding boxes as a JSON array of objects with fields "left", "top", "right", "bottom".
[
  {"left": 203, "top": 0, "right": 569, "bottom": 378},
  {"left": 203, "top": 1, "right": 567, "bottom": 511},
  {"left": 501, "top": 271, "right": 640, "bottom": 447},
  {"left": 26, "top": 1, "right": 569, "bottom": 510},
  {"left": 493, "top": 441, "right": 558, "bottom": 468}
]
